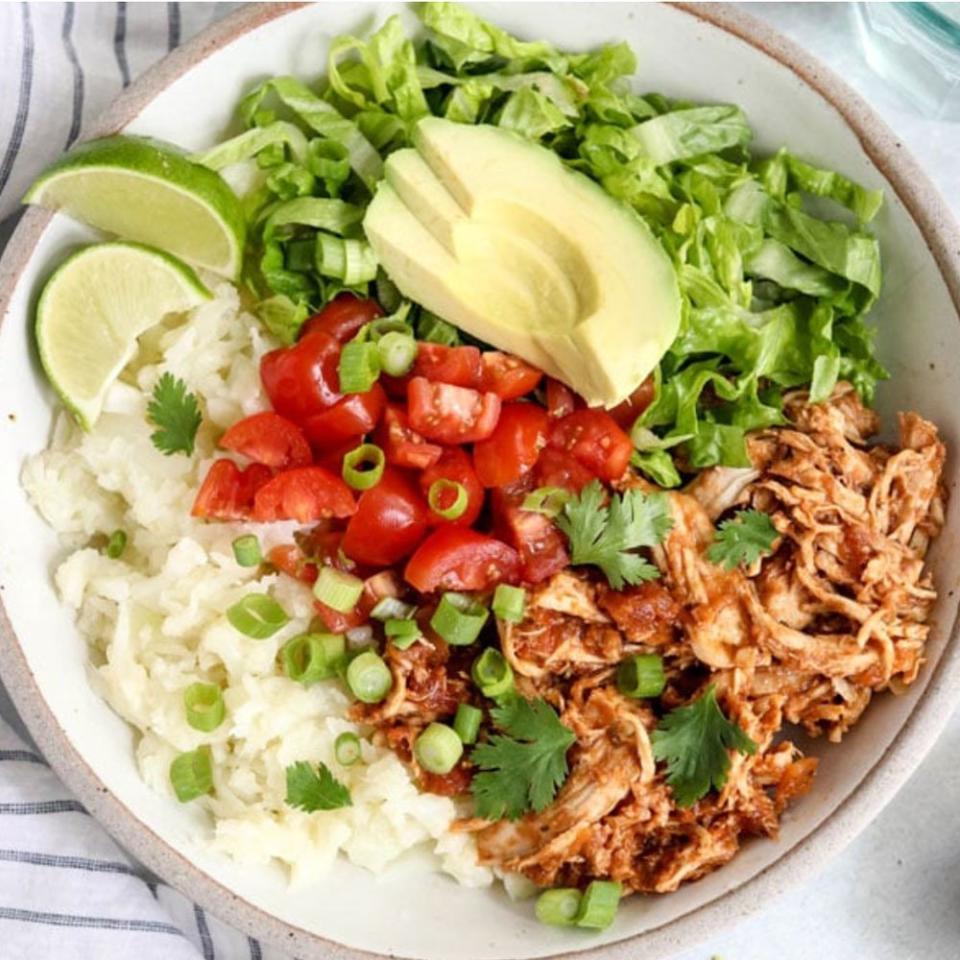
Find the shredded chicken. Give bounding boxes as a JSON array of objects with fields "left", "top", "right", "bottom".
[{"left": 369, "top": 384, "right": 946, "bottom": 898}]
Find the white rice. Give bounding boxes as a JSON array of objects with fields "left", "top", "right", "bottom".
[{"left": 21, "top": 282, "right": 492, "bottom": 889}]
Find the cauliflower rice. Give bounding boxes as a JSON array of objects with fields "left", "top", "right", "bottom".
[{"left": 21, "top": 283, "right": 491, "bottom": 889}]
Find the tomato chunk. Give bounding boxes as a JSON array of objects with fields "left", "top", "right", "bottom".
[
  {"left": 405, "top": 527, "right": 520, "bottom": 592},
  {"left": 301, "top": 383, "right": 386, "bottom": 450},
  {"left": 549, "top": 409, "right": 633, "bottom": 482},
  {"left": 192, "top": 460, "right": 272, "bottom": 520},
  {"left": 534, "top": 447, "right": 595, "bottom": 492},
  {"left": 268, "top": 544, "right": 318, "bottom": 584},
  {"left": 480, "top": 352, "right": 543, "bottom": 400},
  {"left": 376, "top": 403, "right": 443, "bottom": 470},
  {"left": 419, "top": 448, "right": 484, "bottom": 527},
  {"left": 407, "top": 377, "right": 501, "bottom": 444},
  {"left": 301, "top": 293, "right": 383, "bottom": 343},
  {"left": 492, "top": 486, "right": 569, "bottom": 584},
  {"left": 260, "top": 331, "right": 341, "bottom": 422},
  {"left": 473, "top": 402, "right": 549, "bottom": 488},
  {"left": 342, "top": 468, "right": 430, "bottom": 566},
  {"left": 252, "top": 466, "right": 356, "bottom": 522},
  {"left": 545, "top": 378, "right": 578, "bottom": 419},
  {"left": 413, "top": 344, "right": 483, "bottom": 388},
  {"left": 220, "top": 412, "right": 312, "bottom": 469},
  {"left": 608, "top": 376, "right": 655, "bottom": 430}
]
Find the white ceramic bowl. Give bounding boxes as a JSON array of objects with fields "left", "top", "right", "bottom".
[{"left": 1, "top": 4, "right": 959, "bottom": 959}]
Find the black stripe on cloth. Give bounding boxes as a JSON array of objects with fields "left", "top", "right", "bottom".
[
  {"left": 0, "top": 2, "right": 35, "bottom": 195},
  {"left": 0, "top": 905, "right": 182, "bottom": 935},
  {"left": 0, "top": 750, "right": 44, "bottom": 765},
  {"left": 0, "top": 849, "right": 139, "bottom": 876},
  {"left": 114, "top": 1, "right": 131, "bottom": 88},
  {"left": 0, "top": 800, "right": 86, "bottom": 815},
  {"left": 167, "top": 1, "right": 181, "bottom": 51},
  {"left": 194, "top": 904, "right": 215, "bottom": 960},
  {"left": 61, "top": 2, "right": 85, "bottom": 147},
  {"left": 248, "top": 936, "right": 263, "bottom": 960}
]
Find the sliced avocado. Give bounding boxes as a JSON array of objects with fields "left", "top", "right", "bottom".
[{"left": 364, "top": 117, "right": 681, "bottom": 407}]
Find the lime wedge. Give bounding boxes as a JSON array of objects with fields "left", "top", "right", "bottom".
[
  {"left": 24, "top": 135, "right": 245, "bottom": 279},
  {"left": 36, "top": 242, "right": 211, "bottom": 429}
]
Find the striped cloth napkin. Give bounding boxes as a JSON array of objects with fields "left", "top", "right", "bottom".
[{"left": 0, "top": 4, "right": 297, "bottom": 956}]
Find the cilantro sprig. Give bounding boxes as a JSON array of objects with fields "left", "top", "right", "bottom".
[
  {"left": 555, "top": 480, "right": 673, "bottom": 589},
  {"left": 284, "top": 761, "right": 352, "bottom": 812},
  {"left": 707, "top": 509, "right": 778, "bottom": 570},
  {"left": 651, "top": 685, "right": 757, "bottom": 807},
  {"left": 471, "top": 697, "right": 576, "bottom": 821},
  {"left": 147, "top": 373, "right": 201, "bottom": 456}
]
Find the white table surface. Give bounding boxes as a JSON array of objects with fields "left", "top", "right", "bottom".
[{"left": 1, "top": 3, "right": 958, "bottom": 959}]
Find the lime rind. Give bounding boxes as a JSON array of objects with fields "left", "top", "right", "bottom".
[
  {"left": 35, "top": 241, "right": 211, "bottom": 430},
  {"left": 24, "top": 135, "right": 246, "bottom": 280}
]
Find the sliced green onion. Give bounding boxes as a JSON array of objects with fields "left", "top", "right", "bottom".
[
  {"left": 169, "top": 746, "right": 214, "bottom": 803},
  {"left": 105, "top": 529, "right": 127, "bottom": 559},
  {"left": 367, "top": 315, "right": 413, "bottom": 341},
  {"left": 453, "top": 703, "right": 482, "bottom": 745},
  {"left": 377, "top": 331, "right": 418, "bottom": 377},
  {"left": 536, "top": 888, "right": 582, "bottom": 927},
  {"left": 370, "top": 597, "right": 416, "bottom": 621},
  {"left": 413, "top": 722, "right": 463, "bottom": 775},
  {"left": 232, "top": 534, "right": 262, "bottom": 567},
  {"left": 574, "top": 880, "right": 622, "bottom": 930},
  {"left": 227, "top": 594, "right": 289, "bottom": 639},
  {"left": 346, "top": 650, "right": 392, "bottom": 704},
  {"left": 616, "top": 654, "right": 666, "bottom": 699},
  {"left": 430, "top": 593, "right": 488, "bottom": 646},
  {"left": 417, "top": 311, "right": 460, "bottom": 346},
  {"left": 385, "top": 618, "right": 422, "bottom": 650},
  {"left": 282, "top": 633, "right": 347, "bottom": 685},
  {"left": 316, "top": 233, "right": 378, "bottom": 286},
  {"left": 314, "top": 567, "right": 364, "bottom": 613},
  {"left": 183, "top": 683, "right": 225, "bottom": 732},
  {"left": 338, "top": 340, "right": 380, "bottom": 394},
  {"left": 472, "top": 647, "right": 515, "bottom": 699},
  {"left": 334, "top": 731, "right": 362, "bottom": 767},
  {"left": 427, "top": 479, "right": 468, "bottom": 521},
  {"left": 522, "top": 486, "right": 572, "bottom": 518},
  {"left": 492, "top": 584, "right": 526, "bottom": 623},
  {"left": 342, "top": 443, "right": 385, "bottom": 490}
]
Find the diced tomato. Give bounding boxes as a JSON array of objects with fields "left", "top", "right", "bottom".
[
  {"left": 268, "top": 544, "right": 318, "bottom": 584},
  {"left": 413, "top": 344, "right": 483, "bottom": 388},
  {"left": 491, "top": 486, "right": 569, "bottom": 584},
  {"left": 608, "top": 376, "right": 655, "bottom": 430},
  {"left": 548, "top": 409, "right": 633, "bottom": 482},
  {"left": 219, "top": 412, "right": 312, "bottom": 469},
  {"left": 300, "top": 293, "right": 383, "bottom": 343},
  {"left": 407, "top": 377, "right": 501, "bottom": 444},
  {"left": 472, "top": 403, "right": 550, "bottom": 489},
  {"left": 480, "top": 352, "right": 542, "bottom": 400},
  {"left": 342, "top": 468, "right": 430, "bottom": 566},
  {"left": 419, "top": 448, "right": 484, "bottom": 527},
  {"left": 191, "top": 460, "right": 272, "bottom": 520},
  {"left": 260, "top": 331, "right": 341, "bottom": 422},
  {"left": 379, "top": 372, "right": 412, "bottom": 400},
  {"left": 545, "top": 378, "right": 578, "bottom": 418},
  {"left": 313, "top": 441, "right": 358, "bottom": 476},
  {"left": 534, "top": 447, "right": 595, "bottom": 492},
  {"left": 376, "top": 403, "right": 443, "bottom": 470},
  {"left": 296, "top": 525, "right": 353, "bottom": 570},
  {"left": 314, "top": 569, "right": 396, "bottom": 633},
  {"left": 405, "top": 527, "right": 521, "bottom": 593},
  {"left": 301, "top": 383, "right": 386, "bottom": 450},
  {"left": 252, "top": 466, "right": 356, "bottom": 522}
]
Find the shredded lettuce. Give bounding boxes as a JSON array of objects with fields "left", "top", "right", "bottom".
[{"left": 194, "top": 2, "right": 886, "bottom": 471}]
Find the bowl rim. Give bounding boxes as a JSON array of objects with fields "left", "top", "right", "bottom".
[{"left": 1, "top": 3, "right": 959, "bottom": 959}]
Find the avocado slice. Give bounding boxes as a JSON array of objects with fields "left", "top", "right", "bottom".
[{"left": 364, "top": 117, "right": 681, "bottom": 407}]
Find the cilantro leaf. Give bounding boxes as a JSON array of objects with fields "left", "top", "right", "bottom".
[
  {"left": 651, "top": 685, "right": 757, "bottom": 807},
  {"left": 284, "top": 761, "right": 352, "bottom": 812},
  {"left": 555, "top": 480, "right": 673, "bottom": 589},
  {"left": 147, "top": 373, "right": 201, "bottom": 456},
  {"left": 706, "top": 509, "right": 778, "bottom": 570},
  {"left": 471, "top": 697, "right": 576, "bottom": 821}
]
